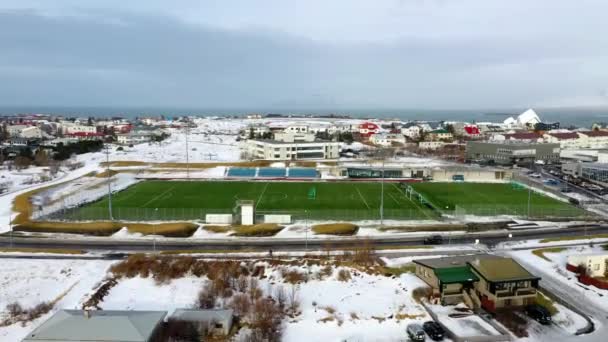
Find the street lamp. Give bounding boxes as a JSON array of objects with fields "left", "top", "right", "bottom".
[{"left": 153, "top": 208, "right": 158, "bottom": 253}]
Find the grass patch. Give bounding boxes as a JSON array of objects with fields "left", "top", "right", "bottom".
[
  {"left": 0, "top": 247, "right": 84, "bottom": 254},
  {"left": 102, "top": 161, "right": 273, "bottom": 168},
  {"left": 14, "top": 222, "right": 198, "bottom": 237},
  {"left": 95, "top": 169, "right": 119, "bottom": 178},
  {"left": 230, "top": 224, "right": 283, "bottom": 237},
  {"left": 312, "top": 223, "right": 359, "bottom": 236},
  {"left": 72, "top": 180, "right": 436, "bottom": 221},
  {"left": 378, "top": 224, "right": 467, "bottom": 232},
  {"left": 540, "top": 234, "right": 608, "bottom": 243},
  {"left": 536, "top": 292, "right": 559, "bottom": 316},
  {"left": 411, "top": 182, "right": 586, "bottom": 218},
  {"left": 160, "top": 249, "right": 258, "bottom": 255},
  {"left": 384, "top": 264, "right": 416, "bottom": 276},
  {"left": 531, "top": 247, "right": 566, "bottom": 261}
]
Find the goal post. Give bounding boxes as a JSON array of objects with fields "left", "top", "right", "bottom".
[{"left": 308, "top": 186, "right": 316, "bottom": 200}]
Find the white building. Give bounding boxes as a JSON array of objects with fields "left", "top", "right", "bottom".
[
  {"left": 243, "top": 132, "right": 340, "bottom": 160},
  {"left": 418, "top": 141, "right": 446, "bottom": 150},
  {"left": 283, "top": 124, "right": 310, "bottom": 134},
  {"left": 116, "top": 131, "right": 156, "bottom": 145},
  {"left": 567, "top": 254, "right": 608, "bottom": 277},
  {"left": 578, "top": 131, "right": 608, "bottom": 148},
  {"left": 543, "top": 132, "right": 583, "bottom": 149},
  {"left": 7, "top": 124, "right": 28, "bottom": 136},
  {"left": 19, "top": 126, "right": 43, "bottom": 139},
  {"left": 401, "top": 124, "right": 421, "bottom": 139},
  {"left": 369, "top": 133, "right": 406, "bottom": 146},
  {"left": 61, "top": 122, "right": 97, "bottom": 134}
]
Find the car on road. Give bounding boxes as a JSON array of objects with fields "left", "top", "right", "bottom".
[
  {"left": 422, "top": 321, "right": 445, "bottom": 341},
  {"left": 423, "top": 235, "right": 443, "bottom": 245},
  {"left": 407, "top": 323, "right": 426, "bottom": 341},
  {"left": 525, "top": 304, "right": 552, "bottom": 325},
  {"left": 529, "top": 173, "right": 542, "bottom": 178}
]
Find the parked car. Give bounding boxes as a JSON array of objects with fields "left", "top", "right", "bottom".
[
  {"left": 424, "top": 235, "right": 443, "bottom": 245},
  {"left": 407, "top": 323, "right": 426, "bottom": 341},
  {"left": 422, "top": 321, "right": 445, "bottom": 341},
  {"left": 525, "top": 304, "right": 552, "bottom": 325}
]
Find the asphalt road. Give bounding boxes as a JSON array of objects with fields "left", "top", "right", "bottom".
[{"left": 1, "top": 224, "right": 606, "bottom": 253}]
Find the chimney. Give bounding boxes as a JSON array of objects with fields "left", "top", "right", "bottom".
[{"left": 84, "top": 309, "right": 90, "bottom": 319}]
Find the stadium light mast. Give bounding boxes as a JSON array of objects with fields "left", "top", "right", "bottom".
[
  {"left": 105, "top": 145, "right": 113, "bottom": 220},
  {"left": 380, "top": 158, "right": 384, "bottom": 225},
  {"left": 185, "top": 120, "right": 190, "bottom": 180}
]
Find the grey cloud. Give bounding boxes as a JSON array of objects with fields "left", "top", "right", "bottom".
[{"left": 0, "top": 8, "right": 606, "bottom": 109}]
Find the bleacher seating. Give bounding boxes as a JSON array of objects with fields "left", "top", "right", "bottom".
[
  {"left": 288, "top": 168, "right": 318, "bottom": 178},
  {"left": 257, "top": 168, "right": 287, "bottom": 177},
  {"left": 227, "top": 167, "right": 256, "bottom": 177}
]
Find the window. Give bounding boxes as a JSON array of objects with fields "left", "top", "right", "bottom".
[{"left": 594, "top": 264, "right": 601, "bottom": 271}]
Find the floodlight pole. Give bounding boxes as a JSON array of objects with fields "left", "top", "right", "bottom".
[
  {"left": 380, "top": 157, "right": 385, "bottom": 226},
  {"left": 153, "top": 208, "right": 158, "bottom": 253},
  {"left": 9, "top": 213, "right": 13, "bottom": 248},
  {"left": 105, "top": 145, "right": 113, "bottom": 220},
  {"left": 185, "top": 122, "right": 190, "bottom": 180},
  {"left": 527, "top": 179, "right": 531, "bottom": 219},
  {"left": 305, "top": 210, "right": 309, "bottom": 252}
]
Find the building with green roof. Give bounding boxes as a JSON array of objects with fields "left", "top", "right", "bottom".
[{"left": 413, "top": 254, "right": 540, "bottom": 311}]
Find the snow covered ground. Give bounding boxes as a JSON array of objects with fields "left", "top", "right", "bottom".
[{"left": 0, "top": 259, "right": 113, "bottom": 341}]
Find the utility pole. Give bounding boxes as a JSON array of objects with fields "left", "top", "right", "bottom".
[
  {"left": 8, "top": 213, "right": 12, "bottom": 248},
  {"left": 380, "top": 158, "right": 384, "bottom": 226},
  {"left": 527, "top": 179, "right": 532, "bottom": 219},
  {"left": 305, "top": 210, "right": 308, "bottom": 252},
  {"left": 153, "top": 208, "right": 158, "bottom": 253},
  {"left": 105, "top": 145, "right": 113, "bottom": 220},
  {"left": 185, "top": 121, "right": 190, "bottom": 180}
]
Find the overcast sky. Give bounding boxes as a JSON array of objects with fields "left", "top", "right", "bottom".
[{"left": 1, "top": 0, "right": 607, "bottom": 110}]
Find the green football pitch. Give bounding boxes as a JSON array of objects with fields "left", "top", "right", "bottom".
[
  {"left": 70, "top": 181, "right": 437, "bottom": 221},
  {"left": 410, "top": 182, "right": 586, "bottom": 218}
]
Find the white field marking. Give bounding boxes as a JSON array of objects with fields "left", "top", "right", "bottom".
[
  {"left": 355, "top": 185, "right": 371, "bottom": 210},
  {"left": 387, "top": 192, "right": 401, "bottom": 205},
  {"left": 255, "top": 182, "right": 270, "bottom": 209},
  {"left": 391, "top": 183, "right": 433, "bottom": 220},
  {"left": 141, "top": 186, "right": 175, "bottom": 207}
]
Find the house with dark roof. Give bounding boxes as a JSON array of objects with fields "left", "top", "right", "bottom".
[
  {"left": 413, "top": 254, "right": 540, "bottom": 312},
  {"left": 543, "top": 132, "right": 583, "bottom": 148}
]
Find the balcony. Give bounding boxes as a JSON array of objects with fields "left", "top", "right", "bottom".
[{"left": 495, "top": 288, "right": 536, "bottom": 298}]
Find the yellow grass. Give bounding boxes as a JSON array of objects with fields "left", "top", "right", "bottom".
[
  {"left": 203, "top": 225, "right": 233, "bottom": 233},
  {"left": 0, "top": 247, "right": 84, "bottom": 254},
  {"left": 230, "top": 224, "right": 283, "bottom": 237},
  {"left": 540, "top": 234, "right": 608, "bottom": 243},
  {"left": 14, "top": 222, "right": 198, "bottom": 237},
  {"left": 160, "top": 249, "right": 258, "bottom": 255},
  {"left": 95, "top": 170, "right": 119, "bottom": 178},
  {"left": 312, "top": 223, "right": 359, "bottom": 236},
  {"left": 531, "top": 247, "right": 566, "bottom": 261},
  {"left": 536, "top": 292, "right": 559, "bottom": 315},
  {"left": 101, "top": 160, "right": 272, "bottom": 168},
  {"left": 378, "top": 224, "right": 468, "bottom": 232},
  {"left": 383, "top": 264, "right": 417, "bottom": 276}
]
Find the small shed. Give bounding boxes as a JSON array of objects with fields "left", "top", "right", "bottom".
[{"left": 170, "top": 309, "right": 234, "bottom": 336}]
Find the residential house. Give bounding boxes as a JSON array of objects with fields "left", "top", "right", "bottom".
[
  {"left": 468, "top": 256, "right": 540, "bottom": 311},
  {"left": 22, "top": 310, "right": 167, "bottom": 342},
  {"left": 579, "top": 131, "right": 608, "bottom": 148},
  {"left": 7, "top": 124, "right": 29, "bottom": 137},
  {"left": 427, "top": 129, "right": 453, "bottom": 142},
  {"left": 19, "top": 126, "right": 43, "bottom": 139},
  {"left": 401, "top": 122, "right": 421, "bottom": 140},
  {"left": 567, "top": 253, "right": 608, "bottom": 278},
  {"left": 170, "top": 309, "right": 234, "bottom": 336},
  {"left": 418, "top": 141, "right": 446, "bottom": 150},
  {"left": 358, "top": 122, "right": 380, "bottom": 138},
  {"left": 369, "top": 133, "right": 406, "bottom": 146},
  {"left": 116, "top": 130, "right": 162, "bottom": 145},
  {"left": 492, "top": 132, "right": 543, "bottom": 143},
  {"left": 543, "top": 132, "right": 583, "bottom": 149},
  {"left": 414, "top": 254, "right": 540, "bottom": 312}
]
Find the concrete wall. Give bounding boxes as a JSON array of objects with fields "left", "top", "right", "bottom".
[
  {"left": 431, "top": 169, "right": 512, "bottom": 182},
  {"left": 264, "top": 214, "right": 292, "bottom": 224},
  {"left": 205, "top": 214, "right": 233, "bottom": 224}
]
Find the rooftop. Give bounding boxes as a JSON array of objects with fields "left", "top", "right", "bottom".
[
  {"left": 171, "top": 309, "right": 233, "bottom": 324},
  {"left": 22, "top": 310, "right": 167, "bottom": 342},
  {"left": 580, "top": 130, "right": 608, "bottom": 137},
  {"left": 435, "top": 266, "right": 479, "bottom": 284},
  {"left": 503, "top": 132, "right": 542, "bottom": 140},
  {"left": 413, "top": 254, "right": 500, "bottom": 269},
  {"left": 469, "top": 257, "right": 538, "bottom": 282},
  {"left": 546, "top": 132, "right": 580, "bottom": 140}
]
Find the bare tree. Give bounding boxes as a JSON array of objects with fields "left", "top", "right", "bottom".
[
  {"left": 274, "top": 286, "right": 287, "bottom": 310},
  {"left": 287, "top": 285, "right": 301, "bottom": 314}
]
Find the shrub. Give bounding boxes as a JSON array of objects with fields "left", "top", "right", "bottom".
[
  {"left": 412, "top": 286, "right": 432, "bottom": 303},
  {"left": 281, "top": 269, "right": 306, "bottom": 284},
  {"left": 312, "top": 223, "right": 358, "bottom": 236},
  {"left": 230, "top": 293, "right": 251, "bottom": 318},
  {"left": 337, "top": 269, "right": 351, "bottom": 282},
  {"left": 197, "top": 283, "right": 216, "bottom": 309}
]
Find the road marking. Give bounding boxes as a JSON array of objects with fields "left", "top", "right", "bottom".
[
  {"left": 255, "top": 183, "right": 270, "bottom": 209},
  {"left": 142, "top": 186, "right": 174, "bottom": 207},
  {"left": 355, "top": 186, "right": 371, "bottom": 209}
]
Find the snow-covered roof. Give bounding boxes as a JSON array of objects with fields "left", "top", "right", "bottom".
[{"left": 517, "top": 108, "right": 541, "bottom": 125}]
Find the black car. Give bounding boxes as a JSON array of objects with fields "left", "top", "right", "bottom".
[
  {"left": 525, "top": 304, "right": 552, "bottom": 325},
  {"left": 424, "top": 235, "right": 443, "bottom": 245},
  {"left": 422, "top": 321, "right": 445, "bottom": 341}
]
